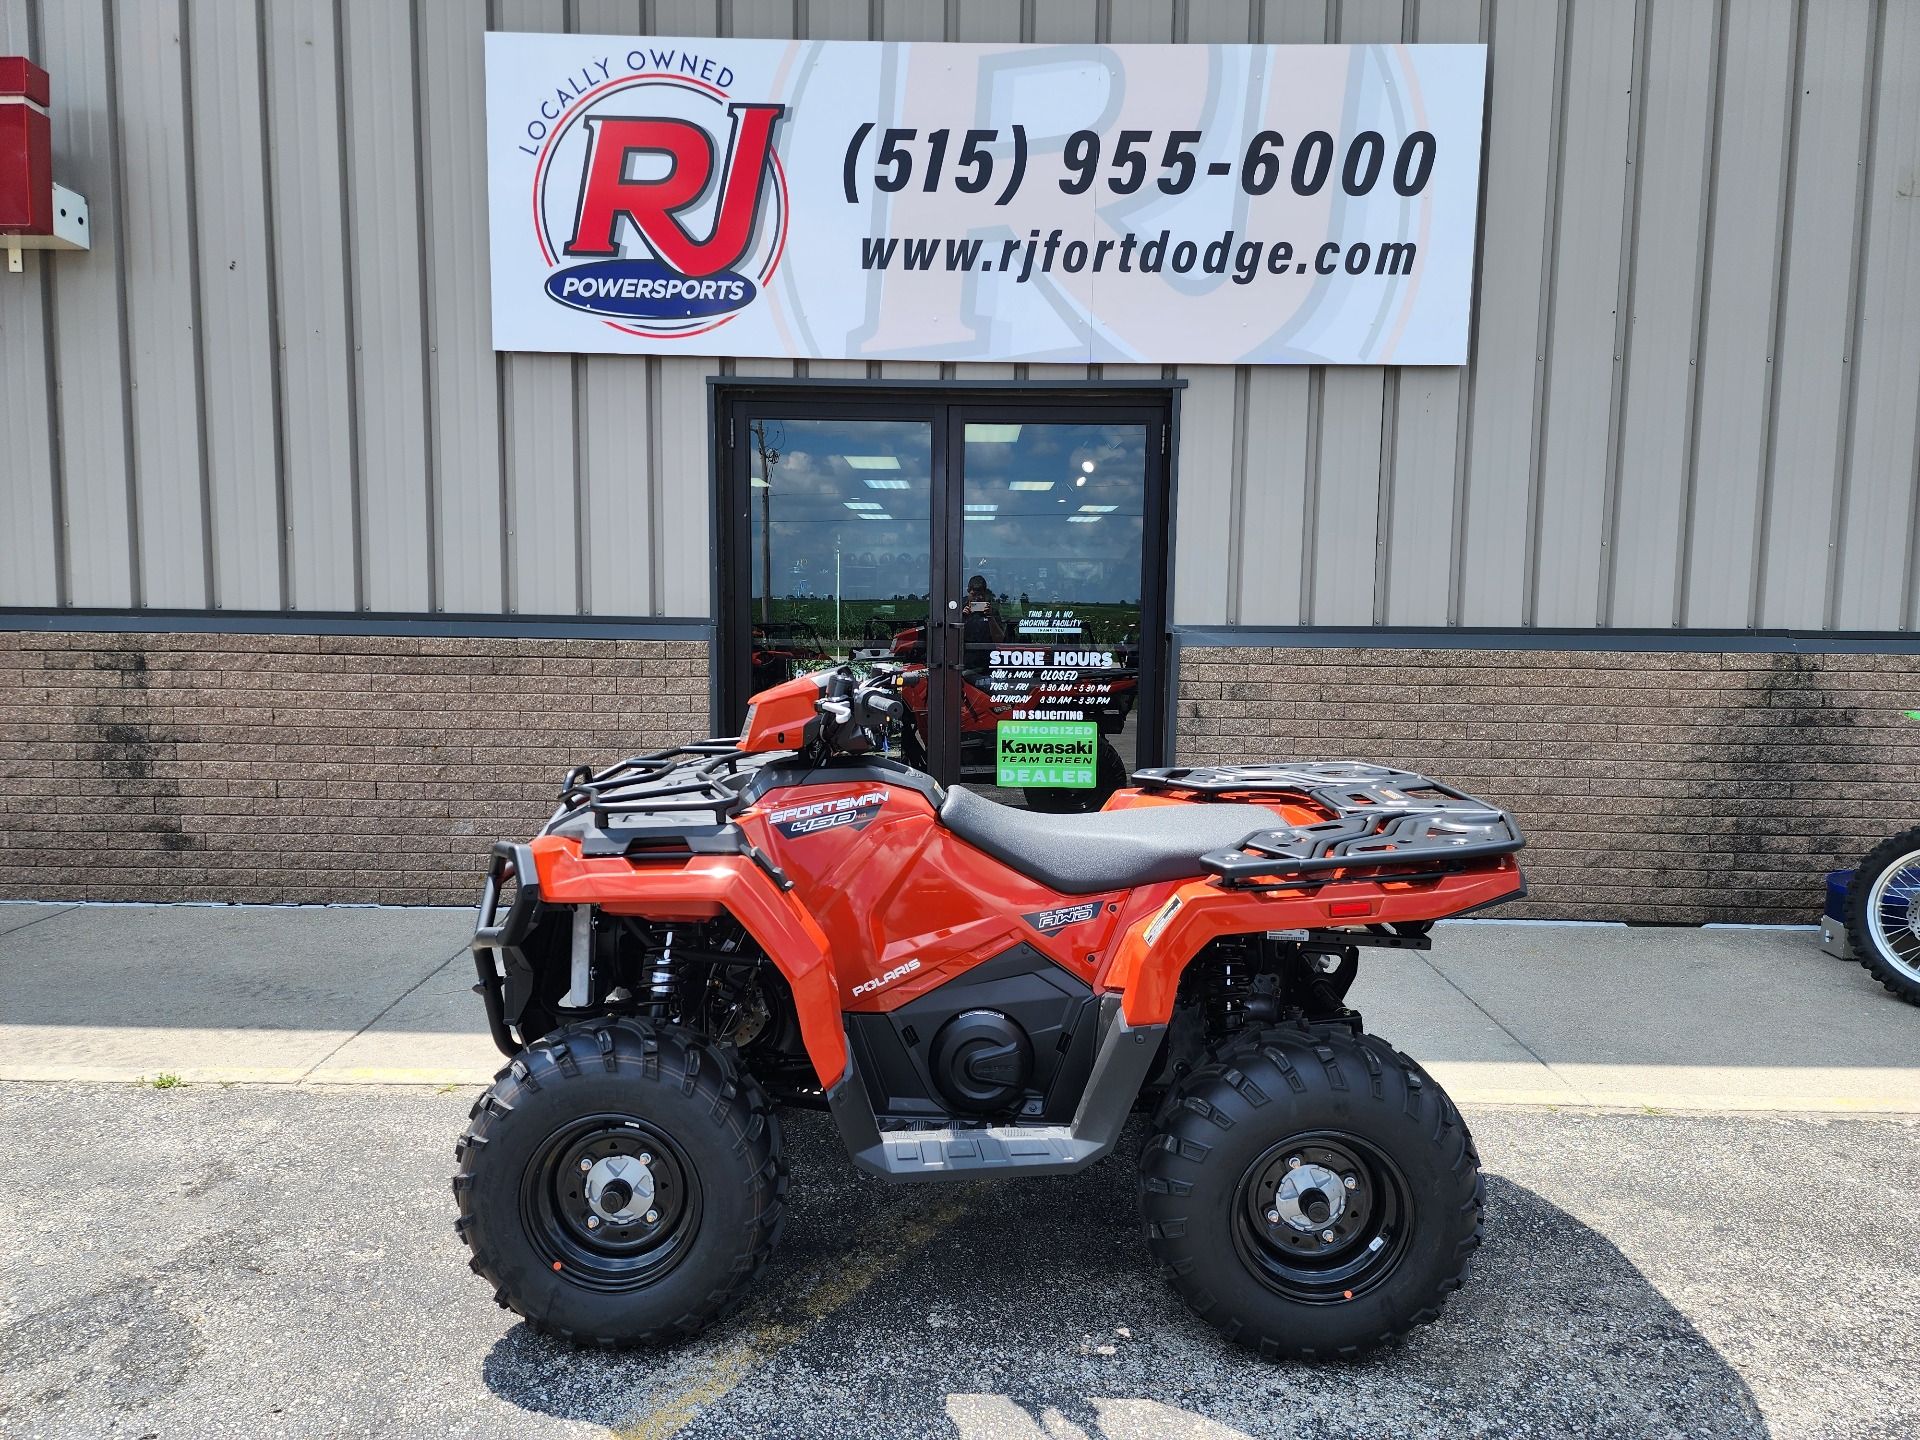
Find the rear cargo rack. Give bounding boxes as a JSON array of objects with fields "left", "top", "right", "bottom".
[{"left": 1130, "top": 762, "right": 1524, "bottom": 890}]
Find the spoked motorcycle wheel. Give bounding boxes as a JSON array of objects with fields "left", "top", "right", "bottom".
[
  {"left": 1846, "top": 826, "right": 1920, "bottom": 1006},
  {"left": 453, "top": 1018, "right": 787, "bottom": 1346},
  {"left": 1140, "top": 1023, "right": 1483, "bottom": 1360}
]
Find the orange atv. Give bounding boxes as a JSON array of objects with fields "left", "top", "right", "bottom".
[{"left": 456, "top": 665, "right": 1525, "bottom": 1359}]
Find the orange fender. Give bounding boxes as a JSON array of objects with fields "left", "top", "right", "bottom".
[
  {"left": 528, "top": 836, "right": 848, "bottom": 1088},
  {"left": 1105, "top": 859, "right": 1524, "bottom": 1026}
]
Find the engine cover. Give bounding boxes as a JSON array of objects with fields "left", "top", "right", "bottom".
[
  {"left": 929, "top": 1009, "right": 1034, "bottom": 1114},
  {"left": 845, "top": 944, "right": 1098, "bottom": 1124}
]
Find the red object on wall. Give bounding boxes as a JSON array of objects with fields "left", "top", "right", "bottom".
[{"left": 0, "top": 57, "right": 53, "bottom": 235}]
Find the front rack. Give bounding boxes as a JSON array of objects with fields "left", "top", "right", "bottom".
[
  {"left": 548, "top": 739, "right": 752, "bottom": 828},
  {"left": 1131, "top": 762, "right": 1524, "bottom": 889},
  {"left": 539, "top": 740, "right": 793, "bottom": 889}
]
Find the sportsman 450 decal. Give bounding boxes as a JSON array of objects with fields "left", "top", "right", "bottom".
[{"left": 769, "top": 789, "right": 888, "bottom": 839}]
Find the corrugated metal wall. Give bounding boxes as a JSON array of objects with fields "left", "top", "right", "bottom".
[{"left": 3, "top": 0, "right": 1918, "bottom": 630}]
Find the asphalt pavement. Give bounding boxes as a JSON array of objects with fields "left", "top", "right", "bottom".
[
  {"left": 3, "top": 903, "right": 1919, "bottom": 1438},
  {"left": 1, "top": 1084, "right": 1914, "bottom": 1439}
]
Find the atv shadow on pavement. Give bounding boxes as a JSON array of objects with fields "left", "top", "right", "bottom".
[{"left": 479, "top": 1113, "right": 1767, "bottom": 1440}]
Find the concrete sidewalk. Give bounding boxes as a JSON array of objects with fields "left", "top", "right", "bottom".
[{"left": 1, "top": 900, "right": 1914, "bottom": 1111}]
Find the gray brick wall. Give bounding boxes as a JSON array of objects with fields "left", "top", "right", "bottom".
[
  {"left": 0, "top": 631, "right": 709, "bottom": 904},
  {"left": 1176, "top": 646, "right": 1920, "bottom": 924},
  {"left": 6, "top": 631, "right": 1913, "bottom": 921}
]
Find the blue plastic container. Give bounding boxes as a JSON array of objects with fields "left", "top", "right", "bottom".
[{"left": 1825, "top": 870, "right": 1852, "bottom": 922}]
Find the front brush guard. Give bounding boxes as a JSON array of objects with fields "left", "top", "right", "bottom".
[{"left": 471, "top": 840, "right": 540, "bottom": 1056}]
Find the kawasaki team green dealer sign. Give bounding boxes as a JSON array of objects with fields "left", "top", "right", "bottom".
[{"left": 996, "top": 721, "right": 1098, "bottom": 789}]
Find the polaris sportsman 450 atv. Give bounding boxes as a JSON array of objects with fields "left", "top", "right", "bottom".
[{"left": 457, "top": 666, "right": 1525, "bottom": 1358}]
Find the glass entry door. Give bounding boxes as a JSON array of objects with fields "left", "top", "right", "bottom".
[
  {"left": 721, "top": 392, "right": 1168, "bottom": 811},
  {"left": 952, "top": 417, "right": 1150, "bottom": 810}
]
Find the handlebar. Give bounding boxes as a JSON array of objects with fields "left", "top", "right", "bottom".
[{"left": 812, "top": 665, "right": 911, "bottom": 756}]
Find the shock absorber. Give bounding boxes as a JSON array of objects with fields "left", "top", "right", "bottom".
[{"left": 642, "top": 928, "right": 677, "bottom": 1018}]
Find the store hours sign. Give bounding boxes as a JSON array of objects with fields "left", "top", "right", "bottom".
[{"left": 484, "top": 34, "right": 1487, "bottom": 364}]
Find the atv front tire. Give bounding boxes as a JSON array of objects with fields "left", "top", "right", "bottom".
[
  {"left": 1139, "top": 1023, "right": 1482, "bottom": 1360},
  {"left": 452, "top": 1017, "right": 787, "bottom": 1346},
  {"left": 1845, "top": 826, "right": 1920, "bottom": 1006}
]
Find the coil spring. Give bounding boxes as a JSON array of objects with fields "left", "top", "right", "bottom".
[{"left": 642, "top": 928, "right": 676, "bottom": 1014}]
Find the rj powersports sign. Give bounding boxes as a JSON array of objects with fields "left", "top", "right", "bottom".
[{"left": 484, "top": 35, "right": 1487, "bottom": 364}]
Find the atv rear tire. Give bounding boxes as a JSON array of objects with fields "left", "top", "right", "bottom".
[
  {"left": 1845, "top": 826, "right": 1920, "bottom": 1006},
  {"left": 1139, "top": 1023, "right": 1482, "bottom": 1360},
  {"left": 452, "top": 1018, "right": 787, "bottom": 1346}
]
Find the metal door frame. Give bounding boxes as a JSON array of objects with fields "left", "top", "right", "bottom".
[{"left": 712, "top": 380, "right": 1177, "bottom": 783}]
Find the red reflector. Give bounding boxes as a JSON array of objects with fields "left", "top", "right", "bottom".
[{"left": 1327, "top": 900, "right": 1371, "bottom": 918}]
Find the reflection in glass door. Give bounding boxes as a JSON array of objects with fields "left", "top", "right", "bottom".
[
  {"left": 723, "top": 391, "right": 1168, "bottom": 805},
  {"left": 958, "top": 420, "right": 1147, "bottom": 812},
  {"left": 745, "top": 416, "right": 935, "bottom": 771}
]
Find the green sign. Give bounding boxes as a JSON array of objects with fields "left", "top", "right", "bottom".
[{"left": 996, "top": 720, "right": 1098, "bottom": 789}]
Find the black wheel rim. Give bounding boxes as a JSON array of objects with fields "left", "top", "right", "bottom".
[
  {"left": 1231, "top": 1132, "right": 1412, "bottom": 1305},
  {"left": 519, "top": 1113, "right": 701, "bottom": 1293}
]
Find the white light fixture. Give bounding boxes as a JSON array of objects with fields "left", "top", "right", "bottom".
[
  {"left": 964, "top": 503, "right": 998, "bottom": 513},
  {"left": 863, "top": 478, "right": 911, "bottom": 490},
  {"left": 750, "top": 477, "right": 770, "bottom": 488},
  {"left": 964, "top": 424, "right": 1023, "bottom": 443},
  {"left": 1074, "top": 476, "right": 1087, "bottom": 487},
  {"left": 844, "top": 500, "right": 882, "bottom": 510},
  {"left": 1077, "top": 504, "right": 1117, "bottom": 513},
  {"left": 1068, "top": 515, "right": 1102, "bottom": 523},
  {"left": 855, "top": 512, "right": 893, "bottom": 521},
  {"left": 1009, "top": 480, "right": 1054, "bottom": 492},
  {"left": 843, "top": 455, "right": 901, "bottom": 470}
]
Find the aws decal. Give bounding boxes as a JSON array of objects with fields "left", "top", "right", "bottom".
[
  {"left": 1023, "top": 900, "right": 1102, "bottom": 935},
  {"left": 529, "top": 50, "right": 788, "bottom": 339}
]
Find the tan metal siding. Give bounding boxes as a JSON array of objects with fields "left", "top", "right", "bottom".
[
  {"left": 186, "top": 0, "right": 283, "bottom": 611},
  {"left": 4, "top": 0, "right": 1918, "bottom": 637},
  {"left": 1382, "top": 0, "right": 1477, "bottom": 624},
  {"left": 1170, "top": 365, "right": 1236, "bottom": 624},
  {"left": 1682, "top": 0, "right": 1795, "bottom": 629},
  {"left": 1606, "top": 0, "right": 1716, "bottom": 629},
  {"left": 342, "top": 0, "right": 433, "bottom": 612},
  {"left": 0, "top": 0, "right": 58, "bottom": 606},
  {"left": 1235, "top": 368, "right": 1311, "bottom": 623},
  {"left": 1756, "top": 0, "right": 1875, "bottom": 630},
  {"left": 1531, "top": 0, "right": 1636, "bottom": 628},
  {"left": 114, "top": 0, "right": 209, "bottom": 609},
  {"left": 419, "top": 0, "right": 503, "bottom": 613},
  {"left": 39, "top": 0, "right": 135, "bottom": 607},
  {"left": 263, "top": 0, "right": 358, "bottom": 610},
  {"left": 656, "top": 357, "right": 715, "bottom": 616},
  {"left": 1456, "top": 0, "right": 1558, "bottom": 627},
  {"left": 1840, "top": 0, "right": 1920, "bottom": 632}
]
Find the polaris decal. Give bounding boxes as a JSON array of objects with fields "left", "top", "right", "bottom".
[
  {"left": 769, "top": 789, "right": 887, "bottom": 840},
  {"left": 1023, "top": 900, "right": 1102, "bottom": 935},
  {"left": 851, "top": 957, "right": 920, "bottom": 997}
]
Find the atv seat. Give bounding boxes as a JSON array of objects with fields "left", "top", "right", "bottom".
[{"left": 938, "top": 785, "right": 1277, "bottom": 895}]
